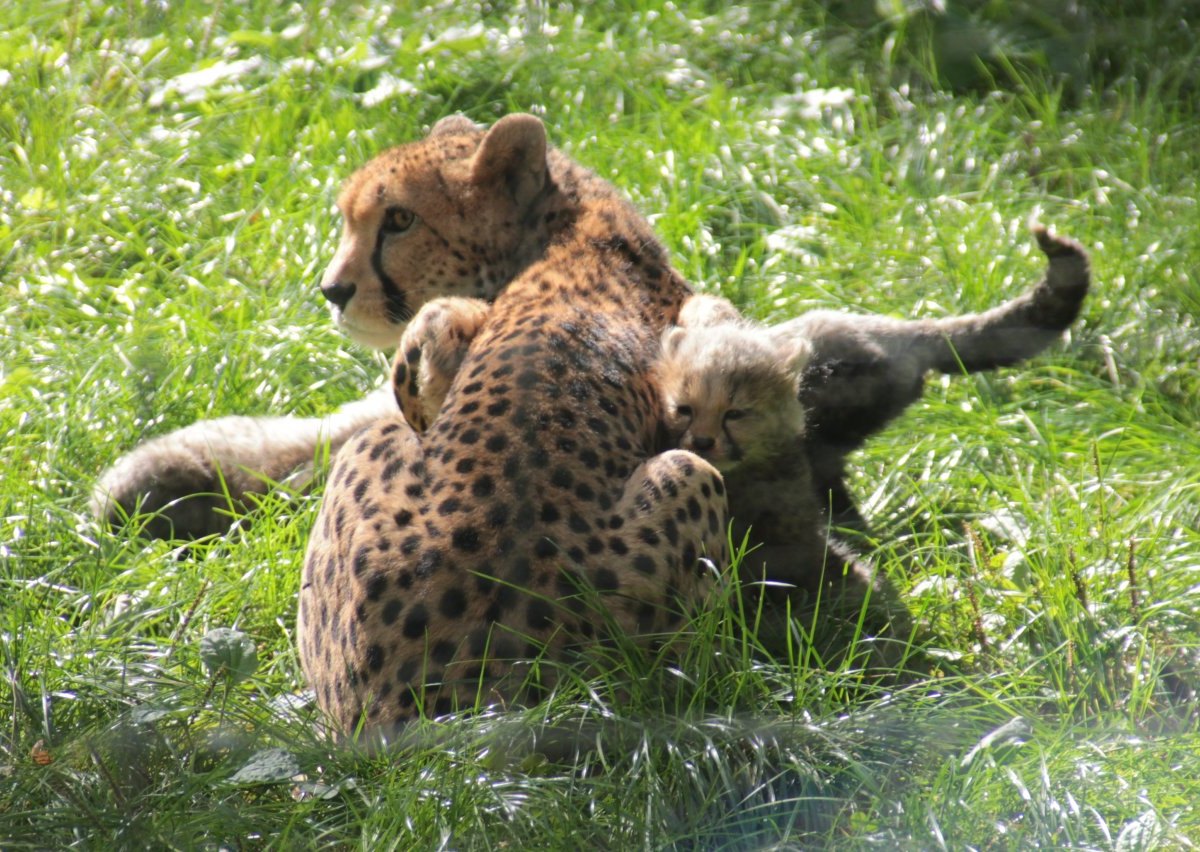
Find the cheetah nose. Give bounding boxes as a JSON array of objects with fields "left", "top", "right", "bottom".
[
  {"left": 321, "top": 280, "right": 357, "bottom": 310},
  {"left": 690, "top": 436, "right": 716, "bottom": 453}
]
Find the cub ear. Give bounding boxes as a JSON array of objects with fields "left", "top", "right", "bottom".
[
  {"left": 430, "top": 114, "right": 480, "bottom": 137},
  {"left": 777, "top": 337, "right": 813, "bottom": 390},
  {"left": 661, "top": 326, "right": 689, "bottom": 358},
  {"left": 678, "top": 294, "right": 741, "bottom": 328},
  {"left": 469, "top": 113, "right": 548, "bottom": 209}
]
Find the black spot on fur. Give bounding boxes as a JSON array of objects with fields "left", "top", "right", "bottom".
[
  {"left": 402, "top": 604, "right": 429, "bottom": 639},
  {"left": 526, "top": 599, "right": 554, "bottom": 631},
  {"left": 509, "top": 556, "right": 533, "bottom": 585},
  {"left": 440, "top": 587, "right": 468, "bottom": 619},
  {"left": 366, "top": 573, "right": 388, "bottom": 602},
  {"left": 472, "top": 475, "right": 495, "bottom": 498},
  {"left": 468, "top": 628, "right": 491, "bottom": 657},
  {"left": 432, "top": 640, "right": 456, "bottom": 664},
  {"left": 453, "top": 527, "right": 483, "bottom": 552},
  {"left": 396, "top": 658, "right": 419, "bottom": 684},
  {"left": 517, "top": 370, "right": 540, "bottom": 390},
  {"left": 353, "top": 547, "right": 371, "bottom": 576},
  {"left": 381, "top": 458, "right": 405, "bottom": 484},
  {"left": 712, "top": 475, "right": 725, "bottom": 496},
  {"left": 592, "top": 567, "right": 619, "bottom": 592},
  {"left": 381, "top": 598, "right": 404, "bottom": 626},
  {"left": 416, "top": 548, "right": 443, "bottom": 577},
  {"left": 486, "top": 503, "right": 509, "bottom": 528}
]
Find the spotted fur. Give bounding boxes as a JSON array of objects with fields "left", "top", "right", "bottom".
[{"left": 296, "top": 115, "right": 729, "bottom": 735}]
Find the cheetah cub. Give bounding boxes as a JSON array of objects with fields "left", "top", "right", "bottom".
[{"left": 657, "top": 303, "right": 913, "bottom": 654}]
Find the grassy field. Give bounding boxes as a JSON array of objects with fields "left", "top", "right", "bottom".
[{"left": 3, "top": 0, "right": 1200, "bottom": 847}]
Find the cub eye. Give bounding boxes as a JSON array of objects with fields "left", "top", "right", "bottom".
[
  {"left": 724, "top": 409, "right": 747, "bottom": 422},
  {"left": 674, "top": 405, "right": 693, "bottom": 419},
  {"left": 382, "top": 206, "right": 416, "bottom": 234}
]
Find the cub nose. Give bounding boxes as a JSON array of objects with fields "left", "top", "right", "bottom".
[
  {"left": 690, "top": 436, "right": 716, "bottom": 453},
  {"left": 321, "top": 280, "right": 357, "bottom": 310}
]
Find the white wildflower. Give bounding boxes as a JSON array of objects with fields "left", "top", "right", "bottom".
[
  {"left": 360, "top": 74, "right": 418, "bottom": 108},
  {"left": 148, "top": 57, "right": 264, "bottom": 107}
]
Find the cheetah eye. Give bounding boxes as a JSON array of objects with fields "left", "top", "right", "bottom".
[
  {"left": 724, "top": 409, "right": 747, "bottom": 422},
  {"left": 381, "top": 206, "right": 416, "bottom": 235},
  {"left": 674, "top": 405, "right": 693, "bottom": 419}
]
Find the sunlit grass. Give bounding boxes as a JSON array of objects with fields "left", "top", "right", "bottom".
[{"left": 2, "top": 0, "right": 1199, "bottom": 847}]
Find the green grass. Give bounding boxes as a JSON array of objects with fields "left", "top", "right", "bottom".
[{"left": 3, "top": 0, "right": 1200, "bottom": 847}]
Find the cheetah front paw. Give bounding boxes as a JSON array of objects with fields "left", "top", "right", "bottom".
[{"left": 392, "top": 297, "right": 492, "bottom": 431}]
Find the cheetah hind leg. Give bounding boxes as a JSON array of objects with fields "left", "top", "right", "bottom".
[
  {"left": 589, "top": 450, "right": 730, "bottom": 648},
  {"left": 391, "top": 297, "right": 492, "bottom": 432}
]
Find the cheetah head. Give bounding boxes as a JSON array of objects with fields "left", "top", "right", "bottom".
[
  {"left": 319, "top": 113, "right": 553, "bottom": 349},
  {"left": 658, "top": 324, "right": 811, "bottom": 474}
]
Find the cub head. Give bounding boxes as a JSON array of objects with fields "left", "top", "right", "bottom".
[
  {"left": 320, "top": 113, "right": 552, "bottom": 349},
  {"left": 658, "top": 324, "right": 811, "bottom": 473}
]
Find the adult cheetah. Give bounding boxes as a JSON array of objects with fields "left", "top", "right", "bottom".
[{"left": 296, "top": 114, "right": 729, "bottom": 735}]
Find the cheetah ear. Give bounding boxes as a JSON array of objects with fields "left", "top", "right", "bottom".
[
  {"left": 430, "top": 114, "right": 480, "bottom": 137},
  {"left": 678, "top": 294, "right": 741, "bottom": 329},
  {"left": 661, "top": 326, "right": 689, "bottom": 358},
  {"left": 469, "top": 114, "right": 548, "bottom": 209},
  {"left": 777, "top": 337, "right": 813, "bottom": 390}
]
